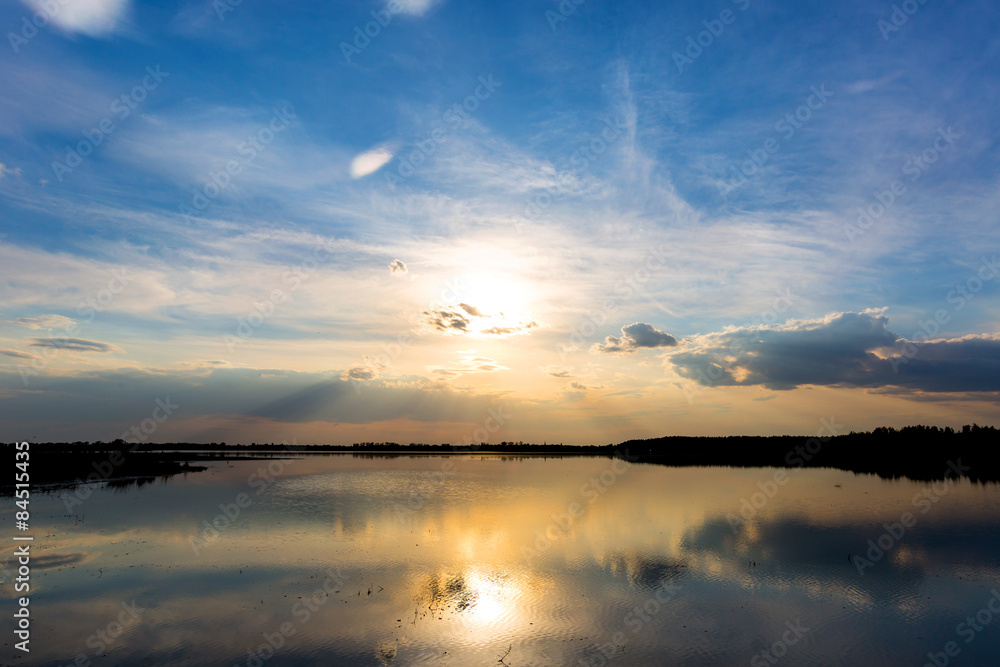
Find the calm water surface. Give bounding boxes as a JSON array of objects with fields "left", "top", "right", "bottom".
[{"left": 4, "top": 455, "right": 1000, "bottom": 666}]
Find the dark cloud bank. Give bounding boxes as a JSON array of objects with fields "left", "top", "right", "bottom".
[{"left": 663, "top": 310, "right": 1000, "bottom": 394}]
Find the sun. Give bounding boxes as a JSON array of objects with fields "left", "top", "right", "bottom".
[
  {"left": 460, "top": 273, "right": 526, "bottom": 319},
  {"left": 456, "top": 273, "right": 538, "bottom": 336}
]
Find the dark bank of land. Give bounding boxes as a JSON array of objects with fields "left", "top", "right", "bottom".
[
  {"left": 2, "top": 424, "right": 998, "bottom": 493},
  {"left": 1, "top": 448, "right": 209, "bottom": 495}
]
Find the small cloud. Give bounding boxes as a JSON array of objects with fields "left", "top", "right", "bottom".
[
  {"left": 845, "top": 72, "right": 901, "bottom": 94},
  {"left": 393, "top": 0, "right": 443, "bottom": 16},
  {"left": 341, "top": 353, "right": 392, "bottom": 382},
  {"left": 423, "top": 305, "right": 539, "bottom": 337},
  {"left": 568, "top": 381, "right": 603, "bottom": 391},
  {"left": 427, "top": 354, "right": 507, "bottom": 377},
  {"left": 544, "top": 365, "right": 574, "bottom": 378},
  {"left": 423, "top": 309, "right": 472, "bottom": 333},
  {"left": 388, "top": 259, "right": 408, "bottom": 275},
  {"left": 481, "top": 322, "right": 538, "bottom": 336},
  {"left": 351, "top": 145, "right": 395, "bottom": 179},
  {"left": 459, "top": 302, "right": 484, "bottom": 317},
  {"left": 592, "top": 322, "right": 679, "bottom": 354},
  {"left": 176, "top": 359, "right": 230, "bottom": 369},
  {"left": 342, "top": 367, "right": 376, "bottom": 381},
  {"left": 6, "top": 315, "right": 75, "bottom": 330},
  {"left": 29, "top": 337, "right": 122, "bottom": 353},
  {"left": 22, "top": 0, "right": 131, "bottom": 37},
  {"left": 0, "top": 163, "right": 22, "bottom": 180},
  {"left": 0, "top": 348, "right": 38, "bottom": 360}
]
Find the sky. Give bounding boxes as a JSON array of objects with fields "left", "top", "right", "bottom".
[{"left": 0, "top": 0, "right": 998, "bottom": 445}]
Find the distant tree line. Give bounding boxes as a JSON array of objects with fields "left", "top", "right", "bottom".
[{"left": 3, "top": 424, "right": 998, "bottom": 484}]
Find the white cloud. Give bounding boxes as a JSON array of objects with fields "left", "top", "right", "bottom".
[
  {"left": 392, "top": 0, "right": 443, "bottom": 17},
  {"left": 350, "top": 145, "right": 395, "bottom": 179},
  {"left": 0, "top": 163, "right": 22, "bottom": 179},
  {"left": 22, "top": 0, "right": 130, "bottom": 38}
]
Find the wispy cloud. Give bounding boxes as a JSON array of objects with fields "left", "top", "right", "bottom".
[
  {"left": 5, "top": 315, "right": 75, "bottom": 330},
  {"left": 29, "top": 338, "right": 123, "bottom": 353},
  {"left": 21, "top": 0, "right": 131, "bottom": 37},
  {"left": 392, "top": 0, "right": 443, "bottom": 17},
  {"left": 0, "top": 163, "right": 22, "bottom": 179},
  {"left": 0, "top": 348, "right": 37, "bottom": 360}
]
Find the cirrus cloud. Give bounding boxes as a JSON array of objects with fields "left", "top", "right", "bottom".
[
  {"left": 5, "top": 314, "right": 75, "bottom": 330},
  {"left": 29, "top": 337, "right": 123, "bottom": 353},
  {"left": 0, "top": 348, "right": 38, "bottom": 360}
]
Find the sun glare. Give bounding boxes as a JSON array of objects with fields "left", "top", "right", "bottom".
[
  {"left": 461, "top": 274, "right": 524, "bottom": 317},
  {"left": 458, "top": 273, "right": 537, "bottom": 335},
  {"left": 463, "top": 570, "right": 514, "bottom": 625}
]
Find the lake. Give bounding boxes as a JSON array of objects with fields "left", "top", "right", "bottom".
[{"left": 4, "top": 454, "right": 1000, "bottom": 666}]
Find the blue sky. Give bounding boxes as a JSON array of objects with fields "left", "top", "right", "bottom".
[{"left": 1, "top": 0, "right": 998, "bottom": 444}]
